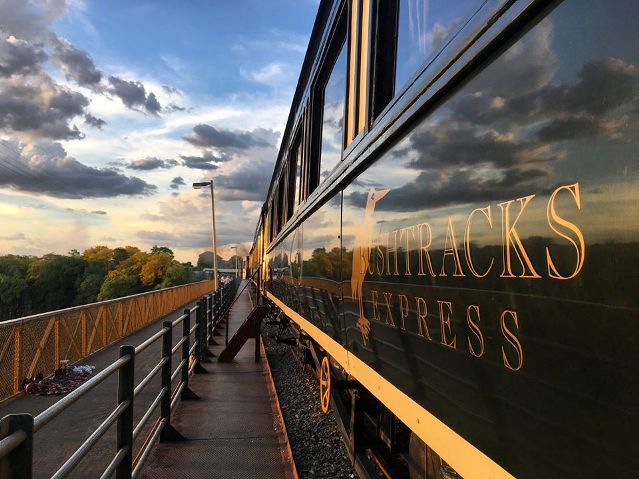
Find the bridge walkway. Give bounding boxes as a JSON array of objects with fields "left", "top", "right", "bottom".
[
  {"left": 141, "top": 281, "right": 295, "bottom": 478},
  {"left": 0, "top": 297, "right": 205, "bottom": 479}
]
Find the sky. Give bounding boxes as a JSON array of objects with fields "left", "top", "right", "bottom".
[{"left": 0, "top": 0, "right": 318, "bottom": 262}]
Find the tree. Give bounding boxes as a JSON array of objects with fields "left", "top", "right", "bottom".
[
  {"left": 150, "top": 245, "right": 174, "bottom": 257},
  {"left": 34, "top": 254, "right": 87, "bottom": 311},
  {"left": 98, "top": 275, "right": 140, "bottom": 300},
  {"left": 0, "top": 255, "right": 31, "bottom": 319},
  {"left": 140, "top": 252, "right": 174, "bottom": 286},
  {"left": 160, "top": 263, "right": 196, "bottom": 288},
  {"left": 112, "top": 247, "right": 130, "bottom": 265},
  {"left": 82, "top": 246, "right": 113, "bottom": 266}
]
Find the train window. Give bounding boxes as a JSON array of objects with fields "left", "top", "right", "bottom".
[
  {"left": 319, "top": 43, "right": 347, "bottom": 180},
  {"left": 394, "top": 0, "right": 483, "bottom": 95},
  {"left": 277, "top": 171, "right": 286, "bottom": 229},
  {"left": 289, "top": 137, "right": 302, "bottom": 215}
]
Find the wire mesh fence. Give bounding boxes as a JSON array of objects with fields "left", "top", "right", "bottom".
[{"left": 0, "top": 280, "right": 214, "bottom": 401}]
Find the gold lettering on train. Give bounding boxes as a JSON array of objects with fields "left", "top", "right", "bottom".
[
  {"left": 545, "top": 182, "right": 586, "bottom": 280},
  {"left": 466, "top": 305, "right": 484, "bottom": 358},
  {"left": 498, "top": 195, "right": 542, "bottom": 279},
  {"left": 371, "top": 289, "right": 381, "bottom": 322},
  {"left": 383, "top": 292, "right": 395, "bottom": 326},
  {"left": 464, "top": 206, "right": 494, "bottom": 278},
  {"left": 440, "top": 218, "right": 465, "bottom": 277},
  {"left": 438, "top": 300, "right": 457, "bottom": 349},
  {"left": 415, "top": 296, "right": 431, "bottom": 340},
  {"left": 500, "top": 310, "right": 524, "bottom": 371},
  {"left": 400, "top": 226, "right": 415, "bottom": 275},
  {"left": 398, "top": 294, "right": 409, "bottom": 330},
  {"left": 417, "top": 222, "right": 436, "bottom": 277},
  {"left": 385, "top": 229, "right": 400, "bottom": 276}
]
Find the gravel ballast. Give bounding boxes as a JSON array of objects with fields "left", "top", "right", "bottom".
[{"left": 263, "top": 322, "right": 358, "bottom": 479}]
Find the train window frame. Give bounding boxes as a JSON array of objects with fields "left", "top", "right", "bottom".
[{"left": 309, "top": 1, "right": 348, "bottom": 191}]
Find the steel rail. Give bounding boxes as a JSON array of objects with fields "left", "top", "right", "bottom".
[
  {"left": 99, "top": 447, "right": 128, "bottom": 479},
  {"left": 189, "top": 341, "right": 198, "bottom": 357},
  {"left": 0, "top": 429, "right": 26, "bottom": 457},
  {"left": 50, "top": 400, "right": 129, "bottom": 479},
  {"left": 33, "top": 355, "right": 131, "bottom": 432},
  {"left": 132, "top": 388, "right": 165, "bottom": 442},
  {"left": 134, "top": 358, "right": 166, "bottom": 397},
  {"left": 171, "top": 359, "right": 186, "bottom": 382},
  {"left": 172, "top": 312, "right": 187, "bottom": 328},
  {"left": 132, "top": 418, "right": 166, "bottom": 479},
  {"left": 135, "top": 328, "right": 167, "bottom": 355},
  {"left": 171, "top": 336, "right": 187, "bottom": 354},
  {"left": 170, "top": 383, "right": 186, "bottom": 410}
]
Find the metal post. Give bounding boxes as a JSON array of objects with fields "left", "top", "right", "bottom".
[
  {"left": 207, "top": 294, "right": 215, "bottom": 345},
  {"left": 181, "top": 309, "right": 198, "bottom": 400},
  {"left": 194, "top": 300, "right": 210, "bottom": 370},
  {"left": 0, "top": 414, "right": 33, "bottom": 479},
  {"left": 160, "top": 322, "right": 183, "bottom": 442},
  {"left": 116, "top": 346, "right": 135, "bottom": 479}
]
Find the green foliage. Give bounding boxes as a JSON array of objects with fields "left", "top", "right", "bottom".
[
  {"left": 160, "top": 263, "right": 196, "bottom": 288},
  {"left": 0, "top": 244, "right": 198, "bottom": 321},
  {"left": 98, "top": 274, "right": 141, "bottom": 301},
  {"left": 150, "top": 245, "right": 174, "bottom": 257}
]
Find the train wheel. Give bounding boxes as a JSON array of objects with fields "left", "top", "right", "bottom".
[{"left": 319, "top": 356, "right": 331, "bottom": 413}]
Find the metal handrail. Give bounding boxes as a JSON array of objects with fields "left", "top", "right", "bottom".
[{"left": 0, "top": 280, "right": 236, "bottom": 479}]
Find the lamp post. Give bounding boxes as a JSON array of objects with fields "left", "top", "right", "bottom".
[{"left": 193, "top": 181, "right": 218, "bottom": 290}]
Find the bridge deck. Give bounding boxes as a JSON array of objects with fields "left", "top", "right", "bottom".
[
  {"left": 0, "top": 298, "right": 204, "bottom": 478},
  {"left": 141, "top": 282, "right": 295, "bottom": 478}
]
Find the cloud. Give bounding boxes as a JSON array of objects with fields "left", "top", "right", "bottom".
[
  {"left": 50, "top": 35, "right": 102, "bottom": 87},
  {"left": 127, "top": 157, "right": 178, "bottom": 170},
  {"left": 182, "top": 124, "right": 276, "bottom": 150},
  {"left": 0, "top": 75, "right": 88, "bottom": 139},
  {"left": 108, "top": 75, "right": 162, "bottom": 115},
  {"left": 0, "top": 232, "right": 26, "bottom": 240},
  {"left": 0, "top": 139, "right": 157, "bottom": 198},
  {"left": 215, "top": 160, "right": 272, "bottom": 201},
  {"left": 169, "top": 176, "right": 185, "bottom": 189},
  {"left": 91, "top": 210, "right": 107, "bottom": 215},
  {"left": 162, "top": 85, "right": 181, "bottom": 95},
  {"left": 179, "top": 151, "right": 228, "bottom": 170},
  {"left": 164, "top": 102, "right": 185, "bottom": 113},
  {"left": 0, "top": 0, "right": 68, "bottom": 42},
  {"left": 84, "top": 113, "right": 105, "bottom": 129},
  {"left": 0, "top": 35, "right": 47, "bottom": 77}
]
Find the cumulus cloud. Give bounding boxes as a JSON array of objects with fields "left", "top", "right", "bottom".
[
  {"left": 0, "top": 35, "right": 47, "bottom": 77},
  {"left": 108, "top": 76, "right": 162, "bottom": 115},
  {"left": 169, "top": 176, "right": 185, "bottom": 189},
  {"left": 182, "top": 124, "right": 277, "bottom": 150},
  {"left": 50, "top": 35, "right": 102, "bottom": 87},
  {"left": 179, "top": 151, "right": 229, "bottom": 170},
  {"left": 0, "top": 232, "right": 26, "bottom": 241},
  {"left": 84, "top": 113, "right": 105, "bottom": 129},
  {"left": 127, "top": 157, "right": 178, "bottom": 170},
  {"left": 0, "top": 75, "right": 88, "bottom": 139},
  {"left": 0, "top": 139, "right": 157, "bottom": 198},
  {"left": 215, "top": 160, "right": 273, "bottom": 201}
]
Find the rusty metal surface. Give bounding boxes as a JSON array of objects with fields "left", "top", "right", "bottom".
[
  {"left": 0, "top": 281, "right": 213, "bottom": 402},
  {"left": 142, "top": 283, "right": 293, "bottom": 478}
]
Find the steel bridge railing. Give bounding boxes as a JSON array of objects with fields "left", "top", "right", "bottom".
[
  {"left": 0, "top": 280, "right": 215, "bottom": 402},
  {"left": 0, "top": 278, "right": 240, "bottom": 479}
]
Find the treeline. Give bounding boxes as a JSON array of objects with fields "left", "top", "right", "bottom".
[{"left": 0, "top": 245, "right": 197, "bottom": 321}]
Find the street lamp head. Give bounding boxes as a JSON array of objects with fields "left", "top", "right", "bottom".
[{"left": 193, "top": 181, "right": 211, "bottom": 189}]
